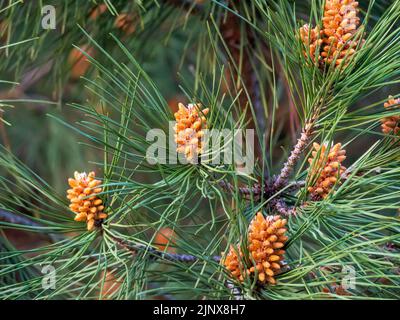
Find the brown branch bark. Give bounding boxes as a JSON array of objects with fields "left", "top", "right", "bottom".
[
  {"left": 0, "top": 208, "right": 64, "bottom": 242},
  {"left": 218, "top": 179, "right": 262, "bottom": 198},
  {"left": 108, "top": 232, "right": 222, "bottom": 263},
  {"left": 273, "top": 122, "right": 314, "bottom": 190}
]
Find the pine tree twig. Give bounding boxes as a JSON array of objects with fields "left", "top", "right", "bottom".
[
  {"left": 274, "top": 122, "right": 314, "bottom": 190},
  {"left": 287, "top": 180, "right": 306, "bottom": 191},
  {"left": 341, "top": 166, "right": 381, "bottom": 180},
  {"left": 0, "top": 60, "right": 53, "bottom": 99},
  {"left": 225, "top": 280, "right": 243, "bottom": 300},
  {"left": 0, "top": 209, "right": 223, "bottom": 263},
  {"left": 218, "top": 178, "right": 305, "bottom": 216},
  {"left": 0, "top": 208, "right": 64, "bottom": 242},
  {"left": 218, "top": 178, "right": 301, "bottom": 218},
  {"left": 109, "top": 233, "right": 221, "bottom": 263},
  {"left": 0, "top": 60, "right": 54, "bottom": 111},
  {"left": 0, "top": 208, "right": 43, "bottom": 228},
  {"left": 19, "top": 60, "right": 53, "bottom": 92},
  {"left": 218, "top": 180, "right": 262, "bottom": 198},
  {"left": 272, "top": 199, "right": 298, "bottom": 217}
]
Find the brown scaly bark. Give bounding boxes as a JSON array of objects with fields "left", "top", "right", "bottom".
[{"left": 273, "top": 122, "right": 314, "bottom": 190}]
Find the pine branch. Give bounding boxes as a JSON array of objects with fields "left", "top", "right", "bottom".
[
  {"left": 287, "top": 180, "right": 306, "bottom": 191},
  {"left": 0, "top": 208, "right": 43, "bottom": 228},
  {"left": 108, "top": 234, "right": 243, "bottom": 298},
  {"left": 219, "top": 179, "right": 303, "bottom": 217},
  {"left": 271, "top": 199, "right": 298, "bottom": 217},
  {"left": 0, "top": 209, "right": 223, "bottom": 265},
  {"left": 225, "top": 280, "right": 243, "bottom": 300},
  {"left": 273, "top": 121, "right": 314, "bottom": 190},
  {"left": 218, "top": 179, "right": 262, "bottom": 198},
  {"left": 0, "top": 208, "right": 63, "bottom": 242},
  {"left": 108, "top": 233, "right": 221, "bottom": 263}
]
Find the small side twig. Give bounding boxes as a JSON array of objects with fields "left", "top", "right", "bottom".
[
  {"left": 218, "top": 180, "right": 262, "bottom": 198},
  {"left": 225, "top": 280, "right": 243, "bottom": 300},
  {"left": 0, "top": 208, "right": 64, "bottom": 242},
  {"left": 287, "top": 180, "right": 306, "bottom": 192},
  {"left": 109, "top": 233, "right": 221, "bottom": 263},
  {"left": 0, "top": 208, "right": 43, "bottom": 228},
  {"left": 271, "top": 199, "right": 298, "bottom": 217},
  {"left": 219, "top": 178, "right": 307, "bottom": 217}
]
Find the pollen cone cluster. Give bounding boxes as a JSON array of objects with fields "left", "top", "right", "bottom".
[
  {"left": 89, "top": 4, "right": 107, "bottom": 20},
  {"left": 300, "top": 0, "right": 363, "bottom": 68},
  {"left": 68, "top": 45, "right": 95, "bottom": 80},
  {"left": 381, "top": 96, "right": 400, "bottom": 136},
  {"left": 322, "top": 0, "right": 362, "bottom": 66},
  {"left": 224, "top": 245, "right": 245, "bottom": 281},
  {"left": 247, "top": 213, "right": 288, "bottom": 284},
  {"left": 114, "top": 13, "right": 136, "bottom": 36},
  {"left": 174, "top": 103, "right": 209, "bottom": 162},
  {"left": 299, "top": 24, "right": 323, "bottom": 66},
  {"left": 222, "top": 212, "right": 288, "bottom": 285},
  {"left": 307, "top": 143, "right": 346, "bottom": 199},
  {"left": 67, "top": 171, "right": 107, "bottom": 231}
]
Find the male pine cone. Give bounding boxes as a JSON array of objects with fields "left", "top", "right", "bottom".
[
  {"left": 300, "top": 0, "right": 363, "bottom": 68},
  {"left": 307, "top": 143, "right": 346, "bottom": 199},
  {"left": 223, "top": 212, "right": 288, "bottom": 285},
  {"left": 299, "top": 24, "right": 323, "bottom": 66},
  {"left": 224, "top": 245, "right": 245, "bottom": 281},
  {"left": 381, "top": 96, "right": 400, "bottom": 136},
  {"left": 67, "top": 171, "right": 107, "bottom": 231},
  {"left": 174, "top": 103, "right": 209, "bottom": 162}
]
